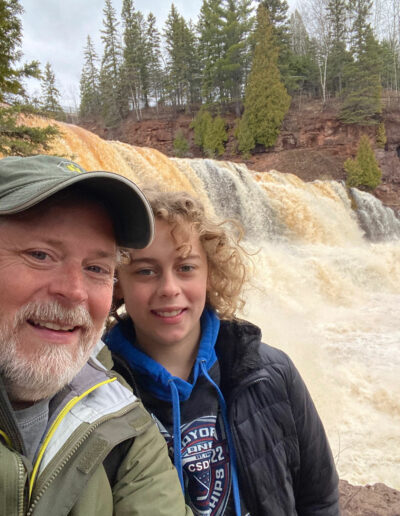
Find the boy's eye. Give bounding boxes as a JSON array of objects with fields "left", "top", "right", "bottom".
[
  {"left": 137, "top": 268, "right": 155, "bottom": 276},
  {"left": 179, "top": 264, "right": 195, "bottom": 272}
]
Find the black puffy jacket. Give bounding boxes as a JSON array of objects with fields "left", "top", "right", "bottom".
[
  {"left": 109, "top": 318, "right": 340, "bottom": 516},
  {"left": 216, "top": 320, "right": 340, "bottom": 516}
]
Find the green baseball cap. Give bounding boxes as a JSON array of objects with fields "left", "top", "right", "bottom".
[{"left": 0, "top": 155, "right": 154, "bottom": 249}]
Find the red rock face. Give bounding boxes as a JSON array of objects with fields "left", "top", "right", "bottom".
[
  {"left": 80, "top": 99, "right": 400, "bottom": 212},
  {"left": 339, "top": 480, "right": 400, "bottom": 516}
]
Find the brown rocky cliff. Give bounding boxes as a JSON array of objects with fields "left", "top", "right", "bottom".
[{"left": 81, "top": 99, "right": 400, "bottom": 211}]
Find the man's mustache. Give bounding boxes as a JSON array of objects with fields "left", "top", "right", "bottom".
[{"left": 15, "top": 300, "right": 93, "bottom": 331}]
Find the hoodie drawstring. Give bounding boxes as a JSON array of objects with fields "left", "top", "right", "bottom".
[
  {"left": 169, "top": 379, "right": 184, "bottom": 490},
  {"left": 200, "top": 360, "right": 242, "bottom": 516}
]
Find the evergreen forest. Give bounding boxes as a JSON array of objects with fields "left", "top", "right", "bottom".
[
  {"left": 1, "top": 0, "right": 400, "bottom": 159},
  {"left": 78, "top": 0, "right": 400, "bottom": 130}
]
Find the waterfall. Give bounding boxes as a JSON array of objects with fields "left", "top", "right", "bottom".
[
  {"left": 175, "top": 158, "right": 285, "bottom": 240},
  {"left": 38, "top": 120, "right": 400, "bottom": 489},
  {"left": 351, "top": 187, "right": 400, "bottom": 241}
]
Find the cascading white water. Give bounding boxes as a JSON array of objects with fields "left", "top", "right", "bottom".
[
  {"left": 43, "top": 120, "right": 400, "bottom": 488},
  {"left": 351, "top": 187, "right": 400, "bottom": 241},
  {"left": 174, "top": 158, "right": 400, "bottom": 489}
]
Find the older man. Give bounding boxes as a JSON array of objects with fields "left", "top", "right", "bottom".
[{"left": 0, "top": 155, "right": 191, "bottom": 516}]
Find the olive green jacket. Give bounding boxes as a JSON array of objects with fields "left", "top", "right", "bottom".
[{"left": 0, "top": 345, "right": 191, "bottom": 516}]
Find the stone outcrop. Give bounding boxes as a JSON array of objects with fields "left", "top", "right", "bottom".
[
  {"left": 340, "top": 480, "right": 400, "bottom": 516},
  {"left": 81, "top": 98, "right": 400, "bottom": 211}
]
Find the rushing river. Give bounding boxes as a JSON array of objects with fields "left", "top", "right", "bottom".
[{"left": 40, "top": 119, "right": 400, "bottom": 489}]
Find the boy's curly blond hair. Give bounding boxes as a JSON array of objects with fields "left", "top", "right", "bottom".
[{"left": 133, "top": 189, "right": 250, "bottom": 320}]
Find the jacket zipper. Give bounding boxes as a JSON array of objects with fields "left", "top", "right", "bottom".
[
  {"left": 26, "top": 377, "right": 116, "bottom": 512},
  {"left": 26, "top": 419, "right": 101, "bottom": 515},
  {"left": 229, "top": 377, "right": 271, "bottom": 516},
  {"left": 16, "top": 453, "right": 27, "bottom": 516},
  {"left": 26, "top": 403, "right": 134, "bottom": 515}
]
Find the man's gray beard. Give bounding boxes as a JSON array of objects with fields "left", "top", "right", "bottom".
[{"left": 0, "top": 300, "right": 102, "bottom": 403}]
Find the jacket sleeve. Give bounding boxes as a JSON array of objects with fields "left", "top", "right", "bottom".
[
  {"left": 286, "top": 356, "right": 340, "bottom": 516},
  {"left": 112, "top": 419, "right": 192, "bottom": 516}
]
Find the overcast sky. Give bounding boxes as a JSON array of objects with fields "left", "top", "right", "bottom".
[{"left": 20, "top": 0, "right": 296, "bottom": 109}]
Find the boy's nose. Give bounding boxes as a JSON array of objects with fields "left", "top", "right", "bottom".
[{"left": 158, "top": 271, "right": 180, "bottom": 297}]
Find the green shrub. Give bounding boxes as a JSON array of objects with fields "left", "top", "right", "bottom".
[
  {"left": 236, "top": 117, "right": 255, "bottom": 159},
  {"left": 190, "top": 110, "right": 212, "bottom": 149},
  {"left": 203, "top": 115, "right": 227, "bottom": 157},
  {"left": 345, "top": 135, "right": 382, "bottom": 190},
  {"left": 376, "top": 122, "right": 387, "bottom": 149},
  {"left": 191, "top": 110, "right": 227, "bottom": 157},
  {"left": 173, "top": 129, "right": 189, "bottom": 157}
]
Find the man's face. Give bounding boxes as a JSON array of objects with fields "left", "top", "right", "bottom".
[{"left": 0, "top": 200, "right": 117, "bottom": 403}]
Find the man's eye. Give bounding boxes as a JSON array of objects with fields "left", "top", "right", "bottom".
[
  {"left": 28, "top": 250, "right": 49, "bottom": 261},
  {"left": 86, "top": 265, "right": 109, "bottom": 275}
]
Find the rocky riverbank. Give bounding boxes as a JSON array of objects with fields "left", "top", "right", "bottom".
[{"left": 340, "top": 480, "right": 400, "bottom": 515}]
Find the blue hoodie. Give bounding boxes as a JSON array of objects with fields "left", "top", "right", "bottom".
[{"left": 105, "top": 308, "right": 242, "bottom": 516}]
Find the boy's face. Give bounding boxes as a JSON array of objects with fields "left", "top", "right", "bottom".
[{"left": 117, "top": 219, "right": 208, "bottom": 359}]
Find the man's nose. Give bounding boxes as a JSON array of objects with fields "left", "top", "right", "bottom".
[{"left": 48, "top": 262, "right": 89, "bottom": 304}]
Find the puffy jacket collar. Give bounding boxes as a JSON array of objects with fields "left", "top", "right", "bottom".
[{"left": 216, "top": 319, "right": 265, "bottom": 395}]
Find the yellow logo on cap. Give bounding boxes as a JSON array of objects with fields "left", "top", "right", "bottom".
[
  {"left": 57, "top": 160, "right": 84, "bottom": 173},
  {"left": 66, "top": 163, "right": 83, "bottom": 173}
]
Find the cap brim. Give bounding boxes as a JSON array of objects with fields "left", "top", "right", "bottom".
[{"left": 1, "top": 171, "right": 154, "bottom": 249}]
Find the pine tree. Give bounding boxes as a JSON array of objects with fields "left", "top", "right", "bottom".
[
  {"left": 340, "top": 29, "right": 382, "bottom": 124},
  {"left": 80, "top": 36, "right": 101, "bottom": 119},
  {"left": 197, "top": 0, "right": 225, "bottom": 103},
  {"left": 287, "top": 10, "right": 319, "bottom": 97},
  {"left": 0, "top": 0, "right": 58, "bottom": 155},
  {"left": 40, "top": 62, "right": 65, "bottom": 120},
  {"left": 340, "top": 0, "right": 382, "bottom": 123},
  {"left": 347, "top": 0, "right": 372, "bottom": 54},
  {"left": 326, "top": 0, "right": 350, "bottom": 95},
  {"left": 164, "top": 4, "right": 199, "bottom": 108},
  {"left": 121, "top": 0, "right": 149, "bottom": 117},
  {"left": 219, "top": 0, "right": 254, "bottom": 113},
  {"left": 238, "top": 5, "right": 290, "bottom": 154},
  {"left": 256, "top": 0, "right": 293, "bottom": 89},
  {"left": 380, "top": 39, "right": 399, "bottom": 92},
  {"left": 258, "top": 0, "right": 288, "bottom": 28},
  {"left": 184, "top": 20, "right": 202, "bottom": 107},
  {"left": 146, "top": 13, "right": 165, "bottom": 110},
  {"left": 345, "top": 134, "right": 381, "bottom": 190},
  {"left": 376, "top": 0, "right": 400, "bottom": 93},
  {"left": 0, "top": 0, "right": 40, "bottom": 100},
  {"left": 99, "top": 0, "right": 124, "bottom": 127}
]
